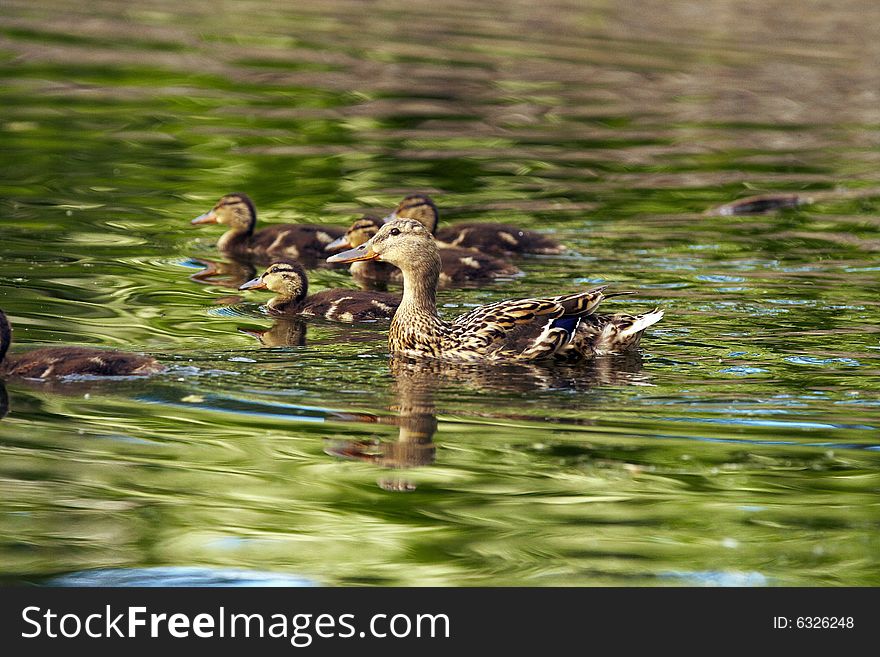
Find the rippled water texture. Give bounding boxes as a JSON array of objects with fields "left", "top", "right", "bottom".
[{"left": 1, "top": 0, "right": 879, "bottom": 586}]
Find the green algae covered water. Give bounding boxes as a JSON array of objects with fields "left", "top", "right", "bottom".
[{"left": 1, "top": 0, "right": 879, "bottom": 586}]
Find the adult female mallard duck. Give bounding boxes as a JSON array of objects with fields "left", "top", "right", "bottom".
[
  {"left": 327, "top": 219, "right": 662, "bottom": 362},
  {"left": 0, "top": 309, "right": 165, "bottom": 379},
  {"left": 239, "top": 260, "right": 400, "bottom": 322},
  {"left": 326, "top": 215, "right": 521, "bottom": 285},
  {"left": 191, "top": 193, "right": 346, "bottom": 263},
  {"left": 386, "top": 194, "right": 566, "bottom": 257}
]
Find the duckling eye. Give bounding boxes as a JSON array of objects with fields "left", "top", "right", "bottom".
[{"left": 389, "top": 227, "right": 400, "bottom": 236}]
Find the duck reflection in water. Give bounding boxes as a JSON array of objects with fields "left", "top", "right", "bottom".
[
  {"left": 325, "top": 353, "right": 649, "bottom": 491},
  {"left": 325, "top": 357, "right": 438, "bottom": 492},
  {"left": 188, "top": 257, "right": 257, "bottom": 292},
  {"left": 238, "top": 318, "right": 308, "bottom": 348}
]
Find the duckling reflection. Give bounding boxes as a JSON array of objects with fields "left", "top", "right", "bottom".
[
  {"left": 188, "top": 257, "right": 257, "bottom": 291},
  {"left": 238, "top": 318, "right": 307, "bottom": 348},
  {"left": 325, "top": 353, "right": 650, "bottom": 491}
]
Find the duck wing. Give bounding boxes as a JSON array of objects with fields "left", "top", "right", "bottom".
[
  {"left": 250, "top": 224, "right": 345, "bottom": 260},
  {"left": 436, "top": 222, "right": 566, "bottom": 256},
  {"left": 437, "top": 246, "right": 521, "bottom": 283},
  {"left": 559, "top": 309, "right": 664, "bottom": 360},
  {"left": 450, "top": 287, "right": 608, "bottom": 360},
  {"left": 302, "top": 290, "right": 400, "bottom": 322}
]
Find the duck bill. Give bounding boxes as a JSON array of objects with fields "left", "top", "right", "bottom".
[
  {"left": 326, "top": 242, "right": 381, "bottom": 264},
  {"left": 239, "top": 277, "right": 267, "bottom": 290},
  {"left": 191, "top": 211, "right": 218, "bottom": 225},
  {"left": 325, "top": 235, "right": 352, "bottom": 252}
]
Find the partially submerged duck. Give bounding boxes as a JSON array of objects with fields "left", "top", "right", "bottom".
[
  {"left": 239, "top": 260, "right": 400, "bottom": 322},
  {"left": 192, "top": 193, "right": 346, "bottom": 262},
  {"left": 0, "top": 309, "right": 165, "bottom": 379},
  {"left": 326, "top": 215, "right": 521, "bottom": 285},
  {"left": 387, "top": 194, "right": 566, "bottom": 257},
  {"left": 328, "top": 219, "right": 662, "bottom": 363}
]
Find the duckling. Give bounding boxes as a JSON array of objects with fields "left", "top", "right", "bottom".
[
  {"left": 387, "top": 194, "right": 566, "bottom": 257},
  {"left": 0, "top": 309, "right": 165, "bottom": 379},
  {"left": 326, "top": 215, "right": 521, "bottom": 285},
  {"left": 191, "top": 193, "right": 346, "bottom": 263},
  {"left": 327, "top": 219, "right": 662, "bottom": 363},
  {"left": 239, "top": 260, "right": 400, "bottom": 322}
]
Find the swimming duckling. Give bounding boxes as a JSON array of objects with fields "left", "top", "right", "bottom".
[
  {"left": 0, "top": 310, "right": 165, "bottom": 379},
  {"left": 327, "top": 219, "right": 662, "bottom": 363},
  {"left": 239, "top": 260, "right": 400, "bottom": 322},
  {"left": 192, "top": 193, "right": 346, "bottom": 263},
  {"left": 326, "top": 216, "right": 521, "bottom": 286},
  {"left": 387, "top": 194, "right": 566, "bottom": 257}
]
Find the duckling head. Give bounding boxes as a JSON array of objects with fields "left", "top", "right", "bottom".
[
  {"left": 192, "top": 193, "right": 256, "bottom": 233},
  {"left": 325, "top": 215, "right": 382, "bottom": 251},
  {"left": 327, "top": 219, "right": 438, "bottom": 272},
  {"left": 385, "top": 194, "right": 439, "bottom": 233},
  {"left": 239, "top": 260, "right": 308, "bottom": 304}
]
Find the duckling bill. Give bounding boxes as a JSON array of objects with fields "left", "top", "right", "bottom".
[
  {"left": 328, "top": 219, "right": 662, "bottom": 363},
  {"left": 192, "top": 193, "right": 346, "bottom": 263},
  {"left": 239, "top": 260, "right": 400, "bottom": 322},
  {"left": 0, "top": 310, "right": 165, "bottom": 379}
]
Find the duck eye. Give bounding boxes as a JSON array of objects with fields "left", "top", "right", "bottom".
[{"left": 389, "top": 227, "right": 400, "bottom": 236}]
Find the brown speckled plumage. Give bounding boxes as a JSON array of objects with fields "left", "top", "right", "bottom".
[
  {"left": 389, "top": 194, "right": 566, "bottom": 257},
  {"left": 239, "top": 260, "right": 400, "bottom": 322},
  {"left": 0, "top": 310, "right": 165, "bottom": 379},
  {"left": 192, "top": 193, "right": 345, "bottom": 263},
  {"left": 327, "top": 219, "right": 662, "bottom": 363}
]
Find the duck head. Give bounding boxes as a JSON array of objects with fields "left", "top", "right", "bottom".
[
  {"left": 326, "top": 218, "right": 438, "bottom": 270},
  {"left": 192, "top": 193, "right": 257, "bottom": 233},
  {"left": 384, "top": 194, "right": 439, "bottom": 233},
  {"left": 325, "top": 215, "right": 383, "bottom": 252},
  {"left": 239, "top": 260, "right": 308, "bottom": 304}
]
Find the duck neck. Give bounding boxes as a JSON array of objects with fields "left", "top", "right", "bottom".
[
  {"left": 390, "top": 252, "right": 445, "bottom": 354},
  {"left": 0, "top": 309, "right": 10, "bottom": 366},
  {"left": 267, "top": 281, "right": 308, "bottom": 314},
  {"left": 218, "top": 225, "right": 253, "bottom": 253},
  {"left": 267, "top": 297, "right": 297, "bottom": 314},
  {"left": 397, "top": 254, "right": 440, "bottom": 318}
]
